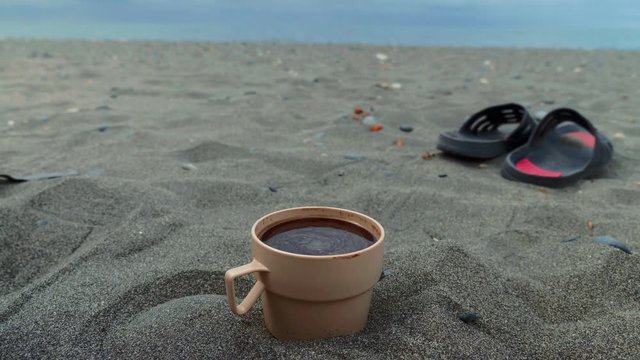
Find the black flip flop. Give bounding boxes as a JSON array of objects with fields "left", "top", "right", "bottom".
[
  {"left": 437, "top": 103, "right": 537, "bottom": 159},
  {"left": 501, "top": 108, "right": 613, "bottom": 187}
]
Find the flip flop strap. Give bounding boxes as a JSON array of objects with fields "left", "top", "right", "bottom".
[
  {"left": 530, "top": 108, "right": 612, "bottom": 169},
  {"left": 460, "top": 103, "right": 536, "bottom": 144},
  {"left": 530, "top": 108, "right": 597, "bottom": 143}
]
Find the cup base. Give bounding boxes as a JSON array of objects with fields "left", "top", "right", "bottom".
[{"left": 263, "top": 289, "right": 373, "bottom": 340}]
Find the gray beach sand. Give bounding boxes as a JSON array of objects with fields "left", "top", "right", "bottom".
[{"left": 1, "top": 40, "right": 639, "bottom": 359}]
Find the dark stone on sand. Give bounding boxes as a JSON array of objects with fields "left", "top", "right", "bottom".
[
  {"left": 512, "top": 74, "right": 523, "bottom": 80},
  {"left": 344, "top": 153, "right": 366, "bottom": 161},
  {"left": 337, "top": 170, "right": 345, "bottom": 177},
  {"left": 593, "top": 236, "right": 632, "bottom": 254},
  {"left": 98, "top": 124, "right": 109, "bottom": 132},
  {"left": 399, "top": 125, "right": 413, "bottom": 133},
  {"left": 244, "top": 91, "right": 257, "bottom": 96},
  {"left": 563, "top": 235, "right": 578, "bottom": 242},
  {"left": 95, "top": 105, "right": 111, "bottom": 111},
  {"left": 438, "top": 174, "right": 448, "bottom": 178},
  {"left": 110, "top": 87, "right": 119, "bottom": 99},
  {"left": 37, "top": 219, "right": 49, "bottom": 226},
  {"left": 457, "top": 312, "right": 479, "bottom": 324},
  {"left": 543, "top": 99, "right": 555, "bottom": 105},
  {"left": 268, "top": 186, "right": 278, "bottom": 193}
]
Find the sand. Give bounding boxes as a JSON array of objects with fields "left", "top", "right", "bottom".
[{"left": 1, "top": 39, "right": 639, "bottom": 359}]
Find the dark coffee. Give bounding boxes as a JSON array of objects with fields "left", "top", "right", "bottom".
[{"left": 260, "top": 218, "right": 376, "bottom": 256}]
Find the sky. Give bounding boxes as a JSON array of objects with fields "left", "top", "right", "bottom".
[{"left": 1, "top": 1, "right": 639, "bottom": 48}]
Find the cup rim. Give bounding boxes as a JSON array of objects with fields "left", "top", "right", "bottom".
[{"left": 251, "top": 206, "right": 385, "bottom": 260}]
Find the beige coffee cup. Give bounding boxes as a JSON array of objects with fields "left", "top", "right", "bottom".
[{"left": 224, "top": 206, "right": 385, "bottom": 340}]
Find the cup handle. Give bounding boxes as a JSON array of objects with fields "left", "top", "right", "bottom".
[{"left": 224, "top": 259, "right": 269, "bottom": 315}]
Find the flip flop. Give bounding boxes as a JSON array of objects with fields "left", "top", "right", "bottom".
[
  {"left": 437, "top": 103, "right": 537, "bottom": 159},
  {"left": 501, "top": 108, "right": 613, "bottom": 187}
]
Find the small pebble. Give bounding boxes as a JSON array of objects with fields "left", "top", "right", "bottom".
[
  {"left": 337, "top": 170, "right": 345, "bottom": 177},
  {"left": 587, "top": 220, "right": 594, "bottom": 231},
  {"left": 369, "top": 124, "right": 383, "bottom": 132},
  {"left": 479, "top": 77, "right": 490, "bottom": 84},
  {"left": 478, "top": 163, "right": 488, "bottom": 169},
  {"left": 268, "top": 186, "right": 278, "bottom": 193},
  {"left": 354, "top": 107, "right": 364, "bottom": 115},
  {"left": 394, "top": 138, "right": 405, "bottom": 147},
  {"left": 542, "top": 99, "right": 555, "bottom": 105},
  {"left": 7, "top": 120, "right": 15, "bottom": 127},
  {"left": 66, "top": 107, "right": 80, "bottom": 113},
  {"left": 375, "top": 53, "right": 389, "bottom": 62},
  {"left": 438, "top": 174, "right": 448, "bottom": 178},
  {"left": 421, "top": 151, "right": 434, "bottom": 160},
  {"left": 613, "top": 132, "right": 625, "bottom": 139},
  {"left": 98, "top": 124, "right": 109, "bottom": 132},
  {"left": 390, "top": 82, "right": 402, "bottom": 90},
  {"left": 110, "top": 87, "right": 119, "bottom": 99},
  {"left": 181, "top": 163, "right": 198, "bottom": 171},
  {"left": 244, "top": 91, "right": 257, "bottom": 96},
  {"left": 344, "top": 153, "right": 366, "bottom": 161},
  {"left": 352, "top": 114, "right": 363, "bottom": 121},
  {"left": 457, "top": 312, "right": 479, "bottom": 324},
  {"left": 37, "top": 219, "right": 49, "bottom": 226},
  {"left": 399, "top": 125, "right": 413, "bottom": 133},
  {"left": 95, "top": 105, "right": 111, "bottom": 111},
  {"left": 593, "top": 236, "right": 632, "bottom": 254},
  {"left": 512, "top": 74, "right": 523, "bottom": 80},
  {"left": 563, "top": 235, "right": 578, "bottom": 242},
  {"left": 362, "top": 116, "right": 377, "bottom": 126}
]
